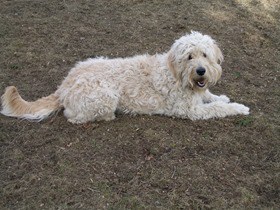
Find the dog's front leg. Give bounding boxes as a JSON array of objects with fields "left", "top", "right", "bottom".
[
  {"left": 202, "top": 89, "right": 230, "bottom": 103},
  {"left": 188, "top": 101, "right": 249, "bottom": 120}
]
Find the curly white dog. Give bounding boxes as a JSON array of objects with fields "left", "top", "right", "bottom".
[{"left": 1, "top": 31, "right": 249, "bottom": 123}]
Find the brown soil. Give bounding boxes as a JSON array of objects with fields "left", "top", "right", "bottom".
[{"left": 0, "top": 0, "right": 279, "bottom": 209}]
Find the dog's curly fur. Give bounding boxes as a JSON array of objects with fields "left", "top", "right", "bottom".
[{"left": 1, "top": 31, "right": 249, "bottom": 123}]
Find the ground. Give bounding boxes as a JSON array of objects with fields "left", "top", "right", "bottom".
[{"left": 0, "top": 0, "right": 279, "bottom": 209}]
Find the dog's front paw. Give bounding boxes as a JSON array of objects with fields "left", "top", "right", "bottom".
[
  {"left": 219, "top": 95, "right": 230, "bottom": 103},
  {"left": 231, "top": 103, "right": 250, "bottom": 115}
]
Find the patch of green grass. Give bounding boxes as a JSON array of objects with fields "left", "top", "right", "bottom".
[
  {"left": 237, "top": 187, "right": 259, "bottom": 206},
  {"left": 109, "top": 196, "right": 144, "bottom": 209},
  {"left": 9, "top": 64, "right": 21, "bottom": 70},
  {"left": 236, "top": 116, "right": 254, "bottom": 127},
  {"left": 233, "top": 71, "right": 241, "bottom": 78},
  {"left": 96, "top": 181, "right": 112, "bottom": 195},
  {"left": 57, "top": 161, "right": 72, "bottom": 174}
]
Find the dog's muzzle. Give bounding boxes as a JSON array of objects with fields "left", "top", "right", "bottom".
[{"left": 194, "top": 67, "right": 206, "bottom": 88}]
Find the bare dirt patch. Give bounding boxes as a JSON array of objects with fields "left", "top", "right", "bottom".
[{"left": 0, "top": 0, "right": 279, "bottom": 209}]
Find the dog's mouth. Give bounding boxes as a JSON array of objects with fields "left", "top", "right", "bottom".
[{"left": 194, "top": 78, "right": 206, "bottom": 88}]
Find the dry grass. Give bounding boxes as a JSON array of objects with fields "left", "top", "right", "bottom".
[{"left": 0, "top": 0, "right": 279, "bottom": 209}]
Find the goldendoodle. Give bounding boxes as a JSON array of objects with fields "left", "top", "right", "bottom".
[{"left": 1, "top": 31, "right": 249, "bottom": 123}]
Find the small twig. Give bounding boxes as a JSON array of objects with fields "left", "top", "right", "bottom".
[{"left": 171, "top": 166, "right": 176, "bottom": 178}]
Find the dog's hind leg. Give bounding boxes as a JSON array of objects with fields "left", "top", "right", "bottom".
[{"left": 62, "top": 85, "right": 119, "bottom": 124}]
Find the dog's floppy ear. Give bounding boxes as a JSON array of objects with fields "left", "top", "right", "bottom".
[
  {"left": 214, "top": 44, "right": 224, "bottom": 65},
  {"left": 167, "top": 51, "right": 177, "bottom": 79},
  {"left": 167, "top": 50, "right": 182, "bottom": 86}
]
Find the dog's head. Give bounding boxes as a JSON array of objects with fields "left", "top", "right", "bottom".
[{"left": 168, "top": 31, "right": 223, "bottom": 90}]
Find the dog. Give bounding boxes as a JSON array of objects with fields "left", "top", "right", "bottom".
[{"left": 1, "top": 31, "right": 249, "bottom": 123}]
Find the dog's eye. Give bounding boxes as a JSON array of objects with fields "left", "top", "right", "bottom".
[
  {"left": 203, "top": 53, "right": 207, "bottom": 58},
  {"left": 188, "top": 54, "right": 193, "bottom": 60}
]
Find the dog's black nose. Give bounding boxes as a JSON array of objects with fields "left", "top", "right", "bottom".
[{"left": 196, "top": 67, "right": 206, "bottom": 76}]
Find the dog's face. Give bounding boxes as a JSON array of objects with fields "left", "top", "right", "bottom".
[{"left": 168, "top": 31, "right": 223, "bottom": 91}]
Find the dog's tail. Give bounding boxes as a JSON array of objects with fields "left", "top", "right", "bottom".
[{"left": 1, "top": 86, "right": 61, "bottom": 121}]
